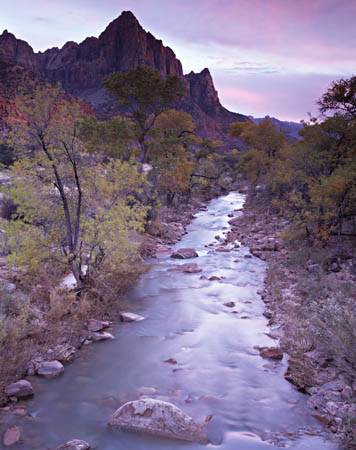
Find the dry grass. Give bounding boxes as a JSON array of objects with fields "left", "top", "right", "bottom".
[{"left": 0, "top": 262, "right": 145, "bottom": 406}]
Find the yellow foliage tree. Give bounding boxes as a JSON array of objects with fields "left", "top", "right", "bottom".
[{"left": 4, "top": 84, "right": 148, "bottom": 287}]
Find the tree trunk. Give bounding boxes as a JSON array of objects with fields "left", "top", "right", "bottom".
[{"left": 71, "top": 261, "right": 83, "bottom": 289}]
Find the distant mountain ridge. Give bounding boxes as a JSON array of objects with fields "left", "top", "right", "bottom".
[
  {"left": 248, "top": 115, "right": 303, "bottom": 140},
  {"left": 0, "top": 11, "right": 249, "bottom": 139}
]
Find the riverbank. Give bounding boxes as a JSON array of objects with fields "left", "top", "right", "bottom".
[
  {"left": 0, "top": 194, "right": 212, "bottom": 410},
  {"left": 1, "top": 189, "right": 336, "bottom": 450},
  {"left": 232, "top": 189, "right": 356, "bottom": 449}
]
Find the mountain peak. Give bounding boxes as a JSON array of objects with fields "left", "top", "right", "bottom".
[
  {"left": 0, "top": 12, "right": 248, "bottom": 139},
  {"left": 101, "top": 10, "right": 141, "bottom": 37},
  {"left": 120, "top": 10, "right": 139, "bottom": 21}
]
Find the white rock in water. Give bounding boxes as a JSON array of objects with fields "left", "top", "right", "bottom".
[
  {"left": 108, "top": 398, "right": 209, "bottom": 444},
  {"left": 56, "top": 439, "right": 90, "bottom": 449},
  {"left": 90, "top": 332, "right": 114, "bottom": 341},
  {"left": 120, "top": 312, "right": 144, "bottom": 322}
]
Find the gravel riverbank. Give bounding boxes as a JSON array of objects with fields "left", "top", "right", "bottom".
[{"left": 231, "top": 189, "right": 356, "bottom": 449}]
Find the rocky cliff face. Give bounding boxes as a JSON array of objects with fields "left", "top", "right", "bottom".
[
  {"left": 0, "top": 11, "right": 248, "bottom": 138},
  {"left": 0, "top": 61, "right": 40, "bottom": 132}
]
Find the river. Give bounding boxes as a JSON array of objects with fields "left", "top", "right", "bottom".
[{"left": 22, "top": 192, "right": 338, "bottom": 449}]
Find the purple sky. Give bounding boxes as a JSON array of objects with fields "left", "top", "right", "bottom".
[{"left": 1, "top": 0, "right": 355, "bottom": 121}]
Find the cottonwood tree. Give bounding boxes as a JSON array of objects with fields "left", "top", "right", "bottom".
[
  {"left": 147, "top": 109, "right": 195, "bottom": 204},
  {"left": 230, "top": 87, "right": 356, "bottom": 244},
  {"left": 318, "top": 76, "right": 356, "bottom": 119},
  {"left": 104, "top": 65, "right": 186, "bottom": 165},
  {"left": 273, "top": 115, "right": 356, "bottom": 243},
  {"left": 4, "top": 84, "right": 148, "bottom": 287},
  {"left": 230, "top": 118, "right": 287, "bottom": 186},
  {"left": 80, "top": 114, "right": 138, "bottom": 161}
]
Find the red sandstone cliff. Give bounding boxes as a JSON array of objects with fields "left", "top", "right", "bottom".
[{"left": 0, "top": 11, "right": 248, "bottom": 138}]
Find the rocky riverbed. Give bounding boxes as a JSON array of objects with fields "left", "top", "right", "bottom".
[
  {"left": 0, "top": 191, "right": 340, "bottom": 449},
  {"left": 0, "top": 197, "right": 210, "bottom": 446},
  {"left": 231, "top": 190, "right": 356, "bottom": 448}
]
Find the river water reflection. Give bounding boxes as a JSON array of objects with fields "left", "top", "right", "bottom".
[{"left": 24, "top": 192, "right": 338, "bottom": 449}]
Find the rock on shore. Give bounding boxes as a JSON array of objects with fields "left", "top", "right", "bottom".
[{"left": 5, "top": 380, "right": 33, "bottom": 399}]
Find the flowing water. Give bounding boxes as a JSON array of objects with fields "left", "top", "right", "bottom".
[{"left": 21, "top": 192, "right": 338, "bottom": 449}]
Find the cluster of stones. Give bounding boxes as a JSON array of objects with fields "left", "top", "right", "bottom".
[{"left": 233, "top": 189, "right": 356, "bottom": 441}]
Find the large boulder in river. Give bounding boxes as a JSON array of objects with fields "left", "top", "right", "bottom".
[
  {"left": 108, "top": 398, "right": 209, "bottom": 444},
  {"left": 171, "top": 248, "right": 198, "bottom": 259}
]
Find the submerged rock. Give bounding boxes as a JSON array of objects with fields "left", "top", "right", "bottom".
[
  {"left": 5, "top": 380, "right": 33, "bottom": 398},
  {"left": 168, "top": 263, "right": 202, "bottom": 273},
  {"left": 108, "top": 398, "right": 209, "bottom": 444},
  {"left": 3, "top": 426, "right": 21, "bottom": 447},
  {"left": 56, "top": 439, "right": 91, "bottom": 449},
  {"left": 223, "top": 302, "right": 235, "bottom": 308},
  {"left": 171, "top": 248, "right": 198, "bottom": 259},
  {"left": 164, "top": 358, "right": 178, "bottom": 365}
]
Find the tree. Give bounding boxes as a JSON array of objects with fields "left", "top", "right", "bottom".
[
  {"left": 229, "top": 80, "right": 356, "bottom": 245},
  {"left": 149, "top": 109, "right": 195, "bottom": 205},
  {"left": 318, "top": 76, "right": 356, "bottom": 119},
  {"left": 230, "top": 118, "right": 287, "bottom": 186},
  {"left": 273, "top": 115, "right": 356, "bottom": 243},
  {"left": 80, "top": 115, "right": 137, "bottom": 161},
  {"left": 0, "top": 142, "right": 16, "bottom": 167},
  {"left": 104, "top": 65, "right": 186, "bottom": 164},
  {"left": 4, "top": 84, "right": 148, "bottom": 287}
]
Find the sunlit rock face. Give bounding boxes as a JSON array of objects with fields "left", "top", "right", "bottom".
[{"left": 0, "top": 11, "right": 249, "bottom": 138}]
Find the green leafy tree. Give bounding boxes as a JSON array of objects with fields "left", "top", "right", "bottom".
[
  {"left": 232, "top": 86, "right": 356, "bottom": 244},
  {"left": 149, "top": 109, "right": 195, "bottom": 205},
  {"left": 80, "top": 115, "right": 138, "bottom": 161},
  {"left": 4, "top": 84, "right": 148, "bottom": 287},
  {"left": 0, "top": 143, "right": 16, "bottom": 167},
  {"left": 317, "top": 76, "right": 356, "bottom": 119},
  {"left": 230, "top": 118, "right": 287, "bottom": 186},
  {"left": 104, "top": 65, "right": 186, "bottom": 164},
  {"left": 274, "top": 115, "right": 356, "bottom": 243}
]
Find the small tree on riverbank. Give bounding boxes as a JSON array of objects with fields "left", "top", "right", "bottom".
[{"left": 4, "top": 84, "right": 148, "bottom": 287}]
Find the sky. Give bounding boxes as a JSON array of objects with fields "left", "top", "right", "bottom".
[{"left": 1, "top": 0, "right": 355, "bottom": 122}]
